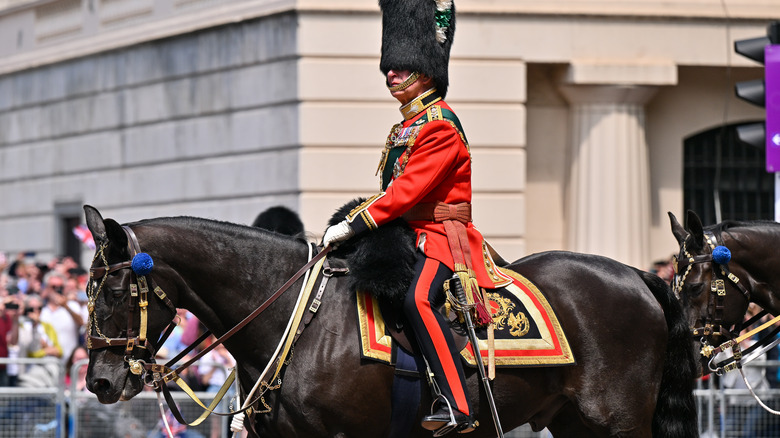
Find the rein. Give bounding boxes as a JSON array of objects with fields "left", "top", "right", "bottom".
[{"left": 88, "top": 225, "right": 333, "bottom": 429}]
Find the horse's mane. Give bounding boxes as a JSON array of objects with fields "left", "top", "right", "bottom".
[
  {"left": 126, "top": 207, "right": 416, "bottom": 303},
  {"left": 705, "top": 219, "right": 780, "bottom": 248},
  {"left": 708, "top": 219, "right": 780, "bottom": 234},
  {"left": 128, "top": 216, "right": 307, "bottom": 245}
]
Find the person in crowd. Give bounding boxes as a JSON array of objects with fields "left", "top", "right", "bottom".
[
  {"left": 322, "top": 0, "right": 510, "bottom": 433},
  {"left": 0, "top": 295, "right": 21, "bottom": 386},
  {"left": 650, "top": 256, "right": 675, "bottom": 284},
  {"left": 199, "top": 337, "right": 235, "bottom": 394},
  {"left": 62, "top": 275, "right": 80, "bottom": 301},
  {"left": 39, "top": 271, "right": 84, "bottom": 365},
  {"left": 53, "top": 256, "right": 79, "bottom": 278},
  {"left": 12, "top": 294, "right": 62, "bottom": 387},
  {"left": 65, "top": 345, "right": 88, "bottom": 393},
  {"left": 177, "top": 317, "right": 209, "bottom": 391},
  {"left": 11, "top": 258, "right": 42, "bottom": 295},
  {"left": 157, "top": 308, "right": 192, "bottom": 361}
]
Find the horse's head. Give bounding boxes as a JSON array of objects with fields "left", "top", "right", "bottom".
[
  {"left": 669, "top": 210, "right": 753, "bottom": 375},
  {"left": 83, "top": 205, "right": 178, "bottom": 403}
]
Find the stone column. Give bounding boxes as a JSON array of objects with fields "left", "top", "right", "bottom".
[{"left": 558, "top": 84, "right": 658, "bottom": 268}]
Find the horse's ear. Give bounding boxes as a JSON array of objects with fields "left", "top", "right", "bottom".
[
  {"left": 103, "top": 219, "right": 128, "bottom": 250},
  {"left": 686, "top": 210, "right": 705, "bottom": 248},
  {"left": 84, "top": 205, "right": 107, "bottom": 245},
  {"left": 668, "top": 212, "right": 687, "bottom": 245},
  {"left": 84, "top": 205, "right": 127, "bottom": 250}
]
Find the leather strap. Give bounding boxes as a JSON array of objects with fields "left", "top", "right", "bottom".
[{"left": 89, "top": 261, "right": 132, "bottom": 279}]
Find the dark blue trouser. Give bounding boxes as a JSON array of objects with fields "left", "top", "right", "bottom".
[{"left": 402, "top": 252, "right": 471, "bottom": 416}]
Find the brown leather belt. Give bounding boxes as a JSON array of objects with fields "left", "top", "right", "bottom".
[
  {"left": 402, "top": 201, "right": 474, "bottom": 271},
  {"left": 402, "top": 201, "right": 471, "bottom": 224}
]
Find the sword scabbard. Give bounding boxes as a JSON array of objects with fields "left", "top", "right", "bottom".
[{"left": 449, "top": 275, "right": 505, "bottom": 438}]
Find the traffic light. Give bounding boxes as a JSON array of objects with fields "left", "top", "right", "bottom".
[{"left": 734, "top": 21, "right": 780, "bottom": 172}]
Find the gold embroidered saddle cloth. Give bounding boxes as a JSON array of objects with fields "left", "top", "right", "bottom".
[{"left": 357, "top": 267, "right": 575, "bottom": 368}]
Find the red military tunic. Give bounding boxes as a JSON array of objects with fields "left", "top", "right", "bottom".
[{"left": 345, "top": 89, "right": 512, "bottom": 289}]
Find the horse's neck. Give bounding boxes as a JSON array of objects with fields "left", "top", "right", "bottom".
[{"left": 151, "top": 224, "right": 311, "bottom": 333}]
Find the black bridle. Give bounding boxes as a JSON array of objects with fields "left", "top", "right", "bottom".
[
  {"left": 87, "top": 223, "right": 334, "bottom": 427},
  {"left": 87, "top": 226, "right": 178, "bottom": 375},
  {"left": 673, "top": 230, "right": 751, "bottom": 342},
  {"left": 672, "top": 229, "right": 780, "bottom": 374}
]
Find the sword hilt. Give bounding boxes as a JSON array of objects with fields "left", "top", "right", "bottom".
[{"left": 449, "top": 274, "right": 471, "bottom": 315}]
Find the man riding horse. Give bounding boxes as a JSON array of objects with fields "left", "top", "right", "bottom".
[{"left": 323, "top": 0, "right": 511, "bottom": 433}]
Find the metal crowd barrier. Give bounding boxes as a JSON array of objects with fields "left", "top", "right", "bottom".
[
  {"left": 0, "top": 357, "right": 232, "bottom": 438},
  {"left": 3, "top": 357, "right": 780, "bottom": 437},
  {"left": 0, "top": 357, "right": 63, "bottom": 438},
  {"left": 697, "top": 360, "right": 780, "bottom": 438}
]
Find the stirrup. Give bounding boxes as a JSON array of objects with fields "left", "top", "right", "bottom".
[
  {"left": 428, "top": 396, "right": 457, "bottom": 437},
  {"left": 433, "top": 423, "right": 458, "bottom": 437}
]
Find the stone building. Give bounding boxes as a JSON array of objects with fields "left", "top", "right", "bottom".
[{"left": 0, "top": 0, "right": 777, "bottom": 270}]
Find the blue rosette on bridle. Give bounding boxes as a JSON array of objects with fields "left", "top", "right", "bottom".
[
  {"left": 712, "top": 246, "right": 731, "bottom": 265},
  {"left": 131, "top": 253, "right": 154, "bottom": 276}
]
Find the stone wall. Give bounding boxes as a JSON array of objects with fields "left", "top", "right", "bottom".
[{"left": 0, "top": 12, "right": 301, "bottom": 260}]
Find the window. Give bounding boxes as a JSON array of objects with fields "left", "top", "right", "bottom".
[
  {"left": 55, "top": 202, "right": 83, "bottom": 261},
  {"left": 683, "top": 122, "right": 774, "bottom": 225},
  {"left": 61, "top": 215, "right": 82, "bottom": 261}
]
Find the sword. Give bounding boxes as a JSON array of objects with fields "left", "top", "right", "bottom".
[{"left": 451, "top": 275, "right": 505, "bottom": 438}]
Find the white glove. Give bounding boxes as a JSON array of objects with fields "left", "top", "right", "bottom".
[{"left": 323, "top": 220, "right": 355, "bottom": 248}]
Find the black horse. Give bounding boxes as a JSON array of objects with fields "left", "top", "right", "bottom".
[
  {"left": 670, "top": 210, "right": 780, "bottom": 375},
  {"left": 83, "top": 205, "right": 697, "bottom": 437}
]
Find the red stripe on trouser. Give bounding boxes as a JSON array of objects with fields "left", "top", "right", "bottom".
[{"left": 414, "top": 258, "right": 470, "bottom": 416}]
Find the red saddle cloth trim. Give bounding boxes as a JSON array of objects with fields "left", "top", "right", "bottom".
[{"left": 356, "top": 267, "right": 575, "bottom": 368}]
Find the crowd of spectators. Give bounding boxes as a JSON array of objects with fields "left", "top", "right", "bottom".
[
  {"left": 0, "top": 252, "right": 234, "bottom": 393},
  {"left": 0, "top": 252, "right": 90, "bottom": 388}
]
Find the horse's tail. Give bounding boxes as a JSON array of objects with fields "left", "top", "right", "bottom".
[{"left": 634, "top": 268, "right": 699, "bottom": 438}]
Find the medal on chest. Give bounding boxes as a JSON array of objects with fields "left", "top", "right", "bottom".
[{"left": 376, "top": 123, "right": 422, "bottom": 189}]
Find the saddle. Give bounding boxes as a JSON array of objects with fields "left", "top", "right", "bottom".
[
  {"left": 327, "top": 199, "right": 467, "bottom": 354},
  {"left": 327, "top": 199, "right": 573, "bottom": 368}
]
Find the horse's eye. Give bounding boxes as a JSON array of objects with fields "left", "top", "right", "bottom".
[
  {"left": 685, "top": 282, "right": 706, "bottom": 298},
  {"left": 106, "top": 279, "right": 127, "bottom": 298}
]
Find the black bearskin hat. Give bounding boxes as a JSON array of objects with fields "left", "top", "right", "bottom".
[{"left": 379, "top": 0, "right": 455, "bottom": 98}]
